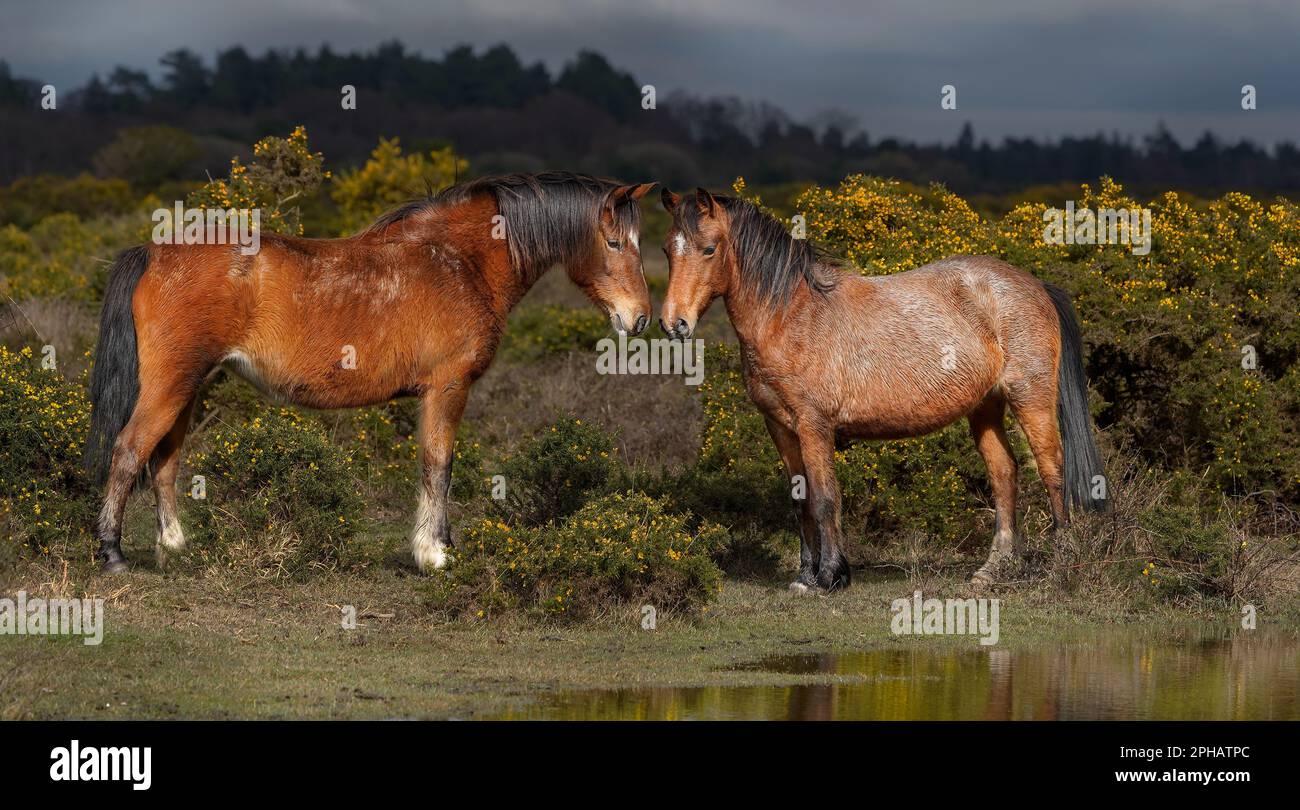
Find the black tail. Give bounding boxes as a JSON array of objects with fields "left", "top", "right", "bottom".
[
  {"left": 1044, "top": 282, "right": 1109, "bottom": 517},
  {"left": 84, "top": 246, "right": 149, "bottom": 486}
]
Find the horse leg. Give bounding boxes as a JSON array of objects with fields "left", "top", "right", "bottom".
[
  {"left": 968, "top": 392, "right": 1019, "bottom": 586},
  {"left": 797, "top": 422, "right": 850, "bottom": 591},
  {"left": 1009, "top": 396, "right": 1068, "bottom": 530},
  {"left": 96, "top": 383, "right": 197, "bottom": 573},
  {"left": 151, "top": 398, "right": 196, "bottom": 569},
  {"left": 765, "top": 416, "right": 818, "bottom": 591},
  {"left": 411, "top": 382, "right": 469, "bottom": 572}
]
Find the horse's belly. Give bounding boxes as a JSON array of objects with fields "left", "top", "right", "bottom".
[
  {"left": 834, "top": 366, "right": 1000, "bottom": 440},
  {"left": 221, "top": 349, "right": 412, "bottom": 409},
  {"left": 839, "top": 404, "right": 968, "bottom": 440}
]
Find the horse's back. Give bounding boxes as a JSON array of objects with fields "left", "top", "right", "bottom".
[
  {"left": 805, "top": 255, "right": 1057, "bottom": 437},
  {"left": 897, "top": 254, "right": 1062, "bottom": 402}
]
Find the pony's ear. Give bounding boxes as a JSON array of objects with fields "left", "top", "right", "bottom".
[
  {"left": 661, "top": 187, "right": 681, "bottom": 212},
  {"left": 695, "top": 187, "right": 716, "bottom": 216},
  {"left": 602, "top": 185, "right": 631, "bottom": 221},
  {"left": 629, "top": 182, "right": 658, "bottom": 200}
]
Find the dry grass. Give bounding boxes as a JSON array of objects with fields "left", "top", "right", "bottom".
[{"left": 0, "top": 296, "right": 98, "bottom": 377}]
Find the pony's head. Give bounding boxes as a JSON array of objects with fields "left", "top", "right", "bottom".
[
  {"left": 572, "top": 181, "right": 657, "bottom": 335},
  {"left": 659, "top": 186, "right": 830, "bottom": 339},
  {"left": 659, "top": 187, "right": 734, "bottom": 339},
  {"left": 385, "top": 173, "right": 657, "bottom": 336}
]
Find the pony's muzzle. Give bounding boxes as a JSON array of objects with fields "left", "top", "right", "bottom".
[
  {"left": 610, "top": 311, "right": 649, "bottom": 336},
  {"left": 660, "top": 317, "right": 693, "bottom": 341}
]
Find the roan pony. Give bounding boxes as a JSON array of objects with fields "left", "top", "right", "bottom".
[
  {"left": 84, "top": 172, "right": 656, "bottom": 573},
  {"left": 658, "top": 188, "right": 1107, "bottom": 591}
]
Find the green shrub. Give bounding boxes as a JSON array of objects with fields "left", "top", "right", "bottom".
[
  {"left": 426, "top": 491, "right": 725, "bottom": 619},
  {"left": 451, "top": 427, "right": 487, "bottom": 502},
  {"left": 1137, "top": 502, "right": 1236, "bottom": 600},
  {"left": 184, "top": 409, "right": 363, "bottom": 580},
  {"left": 186, "top": 126, "right": 326, "bottom": 236},
  {"left": 835, "top": 431, "right": 988, "bottom": 547},
  {"left": 499, "top": 305, "right": 610, "bottom": 362},
  {"left": 0, "top": 346, "right": 94, "bottom": 560},
  {"left": 672, "top": 343, "right": 789, "bottom": 532},
  {"left": 334, "top": 399, "right": 422, "bottom": 497},
  {"left": 92, "top": 125, "right": 201, "bottom": 189},
  {"left": 0, "top": 212, "right": 145, "bottom": 301},
  {"left": 0, "top": 173, "right": 136, "bottom": 229},
  {"left": 490, "top": 415, "right": 621, "bottom": 526},
  {"left": 329, "top": 138, "right": 467, "bottom": 234}
]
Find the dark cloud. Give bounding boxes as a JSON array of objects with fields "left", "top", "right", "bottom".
[{"left": 2, "top": 0, "right": 1297, "bottom": 143}]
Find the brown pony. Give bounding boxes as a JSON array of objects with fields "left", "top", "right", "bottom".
[
  {"left": 659, "top": 188, "right": 1107, "bottom": 591},
  {"left": 85, "top": 172, "right": 656, "bottom": 574}
]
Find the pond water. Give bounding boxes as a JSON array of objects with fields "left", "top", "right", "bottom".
[{"left": 489, "top": 633, "right": 1299, "bottom": 720}]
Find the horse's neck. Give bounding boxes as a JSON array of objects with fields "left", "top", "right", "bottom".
[
  {"left": 723, "top": 285, "right": 805, "bottom": 368},
  {"left": 722, "top": 261, "right": 823, "bottom": 351},
  {"left": 438, "top": 198, "right": 550, "bottom": 320}
]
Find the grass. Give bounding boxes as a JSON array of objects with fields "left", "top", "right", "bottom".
[{"left": 4, "top": 542, "right": 1292, "bottom": 720}]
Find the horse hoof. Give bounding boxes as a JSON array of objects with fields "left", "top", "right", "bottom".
[
  {"left": 970, "top": 564, "right": 1000, "bottom": 588},
  {"left": 100, "top": 558, "right": 129, "bottom": 575},
  {"left": 815, "top": 556, "right": 851, "bottom": 592},
  {"left": 788, "top": 581, "right": 811, "bottom": 595}
]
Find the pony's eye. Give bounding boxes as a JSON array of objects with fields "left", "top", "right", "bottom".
[
  {"left": 606, "top": 239, "right": 622, "bottom": 250},
  {"left": 702, "top": 245, "right": 717, "bottom": 256}
]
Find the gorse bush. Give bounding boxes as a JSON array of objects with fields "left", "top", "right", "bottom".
[
  {"left": 1032, "top": 457, "right": 1297, "bottom": 606},
  {"left": 184, "top": 409, "right": 362, "bottom": 580},
  {"left": 187, "top": 126, "right": 328, "bottom": 236},
  {"left": 658, "top": 343, "right": 789, "bottom": 532},
  {"left": 330, "top": 137, "right": 467, "bottom": 234},
  {"left": 499, "top": 304, "right": 610, "bottom": 362},
  {"left": 836, "top": 433, "right": 988, "bottom": 548},
  {"left": 796, "top": 175, "right": 993, "bottom": 272},
  {"left": 490, "top": 415, "right": 621, "bottom": 526},
  {"left": 426, "top": 492, "right": 726, "bottom": 619},
  {"left": 0, "top": 346, "right": 94, "bottom": 561},
  {"left": 0, "top": 212, "right": 146, "bottom": 301},
  {"left": 0, "top": 173, "right": 136, "bottom": 229},
  {"left": 335, "top": 399, "right": 422, "bottom": 498}
]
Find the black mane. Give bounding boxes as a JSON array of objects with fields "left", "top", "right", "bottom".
[
  {"left": 368, "top": 171, "right": 641, "bottom": 280},
  {"left": 676, "top": 194, "right": 834, "bottom": 306}
]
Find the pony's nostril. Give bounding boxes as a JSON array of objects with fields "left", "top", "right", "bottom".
[
  {"left": 633, "top": 314, "right": 648, "bottom": 335},
  {"left": 675, "top": 318, "right": 689, "bottom": 334}
]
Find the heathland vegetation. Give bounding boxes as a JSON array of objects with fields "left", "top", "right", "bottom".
[{"left": 1, "top": 124, "right": 1297, "bottom": 625}]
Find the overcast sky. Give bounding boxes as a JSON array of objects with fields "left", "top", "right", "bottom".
[{"left": 2, "top": 0, "right": 1298, "bottom": 144}]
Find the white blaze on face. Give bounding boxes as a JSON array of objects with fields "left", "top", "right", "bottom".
[
  {"left": 628, "top": 230, "right": 639, "bottom": 250},
  {"left": 673, "top": 233, "right": 687, "bottom": 256}
]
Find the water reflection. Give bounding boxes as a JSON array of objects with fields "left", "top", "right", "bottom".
[{"left": 490, "top": 633, "right": 1299, "bottom": 720}]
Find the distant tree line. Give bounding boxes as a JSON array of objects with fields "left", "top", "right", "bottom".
[{"left": 2, "top": 42, "right": 1299, "bottom": 195}]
